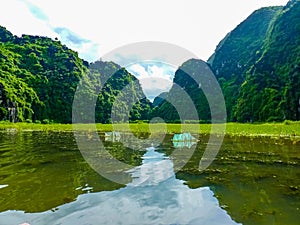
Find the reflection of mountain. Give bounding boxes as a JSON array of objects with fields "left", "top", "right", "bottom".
[{"left": 0, "top": 147, "right": 240, "bottom": 225}]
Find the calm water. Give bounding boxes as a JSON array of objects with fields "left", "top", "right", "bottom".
[{"left": 0, "top": 131, "right": 299, "bottom": 225}]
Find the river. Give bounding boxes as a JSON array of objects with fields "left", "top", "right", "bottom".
[{"left": 0, "top": 131, "right": 299, "bottom": 224}]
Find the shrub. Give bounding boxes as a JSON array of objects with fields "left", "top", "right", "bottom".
[{"left": 42, "top": 119, "right": 50, "bottom": 124}]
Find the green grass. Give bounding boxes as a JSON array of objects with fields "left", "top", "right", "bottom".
[
  {"left": 224, "top": 122, "right": 300, "bottom": 138},
  {"left": 0, "top": 121, "right": 299, "bottom": 139}
]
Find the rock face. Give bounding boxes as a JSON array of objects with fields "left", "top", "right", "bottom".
[
  {"left": 0, "top": 83, "right": 17, "bottom": 122},
  {"left": 152, "top": 59, "right": 210, "bottom": 123},
  {"left": 152, "top": 92, "right": 167, "bottom": 107}
]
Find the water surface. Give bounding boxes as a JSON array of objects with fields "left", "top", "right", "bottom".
[{"left": 0, "top": 131, "right": 299, "bottom": 224}]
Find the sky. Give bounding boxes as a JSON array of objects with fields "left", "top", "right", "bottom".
[
  {"left": 0, "top": 0, "right": 289, "bottom": 100},
  {"left": 127, "top": 61, "right": 175, "bottom": 101}
]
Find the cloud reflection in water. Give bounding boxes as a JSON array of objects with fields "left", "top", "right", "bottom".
[{"left": 0, "top": 147, "right": 241, "bottom": 225}]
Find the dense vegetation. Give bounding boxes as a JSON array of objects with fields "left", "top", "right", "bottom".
[
  {"left": 152, "top": 59, "right": 211, "bottom": 123},
  {"left": 208, "top": 0, "right": 300, "bottom": 122},
  {"left": 154, "top": 1, "right": 299, "bottom": 123},
  {"left": 208, "top": 6, "right": 283, "bottom": 121},
  {"left": 0, "top": 26, "right": 87, "bottom": 123},
  {"left": 0, "top": 26, "right": 150, "bottom": 123},
  {"left": 235, "top": 0, "right": 300, "bottom": 122},
  {"left": 90, "top": 61, "right": 152, "bottom": 123}
]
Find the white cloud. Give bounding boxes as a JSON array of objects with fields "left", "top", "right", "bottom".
[
  {"left": 1, "top": 0, "right": 289, "bottom": 63},
  {"left": 128, "top": 64, "right": 149, "bottom": 78},
  {"left": 139, "top": 77, "right": 173, "bottom": 101},
  {"left": 127, "top": 62, "right": 175, "bottom": 101},
  {"left": 0, "top": 0, "right": 102, "bottom": 62},
  {"left": 77, "top": 42, "right": 102, "bottom": 62}
]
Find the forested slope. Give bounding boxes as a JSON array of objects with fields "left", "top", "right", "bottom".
[
  {"left": 209, "top": 0, "right": 300, "bottom": 122},
  {"left": 155, "top": 1, "right": 299, "bottom": 123},
  {"left": 208, "top": 6, "right": 283, "bottom": 121},
  {"left": 235, "top": 0, "right": 300, "bottom": 122},
  {"left": 0, "top": 26, "right": 150, "bottom": 123}
]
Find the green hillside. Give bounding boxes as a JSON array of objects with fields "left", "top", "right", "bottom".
[
  {"left": 208, "top": 6, "right": 283, "bottom": 121},
  {"left": 155, "top": 0, "right": 299, "bottom": 123},
  {"left": 152, "top": 59, "right": 211, "bottom": 123},
  {"left": 235, "top": 0, "right": 300, "bottom": 122},
  {"left": 90, "top": 60, "right": 152, "bottom": 123},
  {"left": 0, "top": 26, "right": 150, "bottom": 123}
]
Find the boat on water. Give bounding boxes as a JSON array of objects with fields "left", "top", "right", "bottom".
[{"left": 172, "top": 132, "right": 198, "bottom": 148}]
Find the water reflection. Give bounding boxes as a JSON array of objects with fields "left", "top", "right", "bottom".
[
  {"left": 2, "top": 132, "right": 297, "bottom": 224},
  {"left": 104, "top": 131, "right": 121, "bottom": 142},
  {"left": 0, "top": 132, "right": 127, "bottom": 213},
  {"left": 0, "top": 144, "right": 240, "bottom": 225},
  {"left": 175, "top": 136, "right": 300, "bottom": 225}
]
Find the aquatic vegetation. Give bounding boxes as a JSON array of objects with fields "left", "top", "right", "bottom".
[{"left": 0, "top": 122, "right": 299, "bottom": 140}]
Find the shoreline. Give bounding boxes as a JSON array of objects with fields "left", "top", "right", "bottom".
[{"left": 0, "top": 122, "right": 299, "bottom": 140}]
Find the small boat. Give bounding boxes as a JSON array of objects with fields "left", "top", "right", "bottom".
[{"left": 172, "top": 132, "right": 198, "bottom": 148}]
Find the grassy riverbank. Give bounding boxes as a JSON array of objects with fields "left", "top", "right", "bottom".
[{"left": 0, "top": 121, "right": 299, "bottom": 140}]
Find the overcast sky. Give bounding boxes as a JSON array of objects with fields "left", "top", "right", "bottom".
[{"left": 0, "top": 0, "right": 289, "bottom": 100}]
